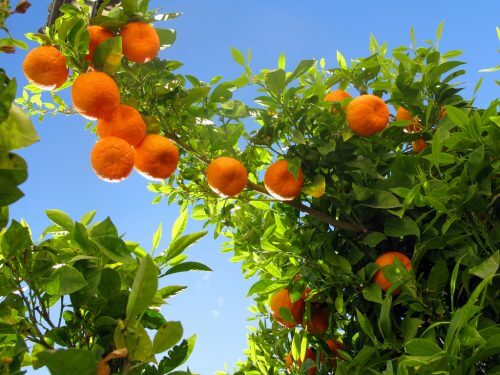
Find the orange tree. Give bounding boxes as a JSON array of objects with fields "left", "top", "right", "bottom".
[
  {"left": 1, "top": 3, "right": 209, "bottom": 375},
  {"left": 15, "top": 0, "right": 500, "bottom": 374}
]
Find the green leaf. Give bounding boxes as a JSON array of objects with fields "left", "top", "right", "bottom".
[
  {"left": 98, "top": 268, "right": 122, "bottom": 298},
  {"left": 45, "top": 209, "right": 74, "bottom": 231},
  {"left": 427, "top": 259, "right": 449, "bottom": 292},
  {"left": 0, "top": 105, "right": 39, "bottom": 151},
  {"left": 117, "top": 320, "right": 154, "bottom": 362},
  {"left": 121, "top": 0, "right": 138, "bottom": 14},
  {"left": 126, "top": 255, "right": 158, "bottom": 320},
  {"left": 356, "top": 309, "right": 377, "bottom": 344},
  {"left": 162, "top": 231, "right": 207, "bottom": 264},
  {"left": 401, "top": 317, "right": 424, "bottom": 341},
  {"left": 247, "top": 279, "right": 280, "bottom": 297},
  {"left": 1, "top": 219, "right": 32, "bottom": 257},
  {"left": 152, "top": 222, "right": 162, "bottom": 252},
  {"left": 277, "top": 52, "right": 286, "bottom": 70},
  {"left": 336, "top": 50, "right": 347, "bottom": 69},
  {"left": 153, "top": 321, "right": 184, "bottom": 354},
  {"left": 158, "top": 285, "right": 187, "bottom": 299},
  {"left": 231, "top": 47, "right": 246, "bottom": 66},
  {"left": 265, "top": 69, "right": 286, "bottom": 96},
  {"left": 287, "top": 60, "right": 315, "bottom": 83},
  {"left": 171, "top": 205, "right": 188, "bottom": 241},
  {"left": 0, "top": 170, "right": 24, "bottom": 206},
  {"left": 362, "top": 232, "right": 386, "bottom": 247},
  {"left": 384, "top": 216, "right": 420, "bottom": 238},
  {"left": 362, "top": 190, "right": 402, "bottom": 209},
  {"left": 92, "top": 37, "right": 122, "bottom": 76},
  {"left": 44, "top": 265, "right": 88, "bottom": 296},
  {"left": 469, "top": 251, "right": 499, "bottom": 280},
  {"left": 36, "top": 349, "right": 97, "bottom": 375},
  {"left": 156, "top": 28, "right": 176, "bottom": 50},
  {"left": 467, "top": 145, "right": 484, "bottom": 180},
  {"left": 158, "top": 335, "right": 196, "bottom": 373},
  {"left": 0, "top": 152, "right": 27, "bottom": 186},
  {"left": 435, "top": 21, "right": 445, "bottom": 42},
  {"left": 181, "top": 87, "right": 210, "bottom": 107},
  {"left": 406, "top": 339, "right": 443, "bottom": 357},
  {"left": 444, "top": 105, "right": 469, "bottom": 127},
  {"left": 163, "top": 261, "right": 212, "bottom": 276},
  {"left": 362, "top": 284, "right": 382, "bottom": 304}
]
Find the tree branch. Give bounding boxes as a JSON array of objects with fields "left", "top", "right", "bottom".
[{"left": 162, "top": 128, "right": 367, "bottom": 233}]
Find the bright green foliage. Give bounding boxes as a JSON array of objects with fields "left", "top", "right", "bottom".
[
  {"left": 15, "top": 0, "right": 500, "bottom": 374},
  {"left": 0, "top": 210, "right": 207, "bottom": 374},
  {"left": 0, "top": 70, "right": 38, "bottom": 229}
]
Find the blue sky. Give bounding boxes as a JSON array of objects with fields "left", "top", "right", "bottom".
[{"left": 3, "top": 0, "right": 499, "bottom": 373}]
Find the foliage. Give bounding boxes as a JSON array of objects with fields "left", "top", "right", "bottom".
[
  {"left": 0, "top": 209, "right": 208, "bottom": 374},
  {"left": 14, "top": 0, "right": 500, "bottom": 374}
]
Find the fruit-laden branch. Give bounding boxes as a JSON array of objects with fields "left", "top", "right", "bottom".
[{"left": 163, "top": 129, "right": 367, "bottom": 233}]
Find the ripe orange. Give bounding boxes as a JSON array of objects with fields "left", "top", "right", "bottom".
[
  {"left": 22, "top": 45, "right": 68, "bottom": 90},
  {"left": 346, "top": 94, "right": 389, "bottom": 136},
  {"left": 305, "top": 305, "right": 330, "bottom": 335},
  {"left": 134, "top": 134, "right": 179, "bottom": 180},
  {"left": 439, "top": 106, "right": 447, "bottom": 120},
  {"left": 264, "top": 160, "right": 304, "bottom": 201},
  {"left": 97, "top": 104, "right": 146, "bottom": 147},
  {"left": 396, "top": 107, "right": 421, "bottom": 133},
  {"left": 90, "top": 136, "right": 134, "bottom": 182},
  {"left": 374, "top": 251, "right": 412, "bottom": 293},
  {"left": 206, "top": 157, "right": 248, "bottom": 197},
  {"left": 321, "top": 339, "right": 345, "bottom": 367},
  {"left": 120, "top": 22, "right": 160, "bottom": 64},
  {"left": 285, "top": 348, "right": 317, "bottom": 375},
  {"left": 269, "top": 288, "right": 305, "bottom": 328},
  {"left": 72, "top": 71, "right": 121, "bottom": 120},
  {"left": 324, "top": 89, "right": 351, "bottom": 111},
  {"left": 86, "top": 25, "right": 114, "bottom": 62},
  {"left": 412, "top": 138, "right": 427, "bottom": 154}
]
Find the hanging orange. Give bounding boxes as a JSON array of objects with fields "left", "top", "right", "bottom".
[
  {"left": 22, "top": 45, "right": 68, "bottom": 90},
  {"left": 90, "top": 136, "right": 134, "bottom": 182},
  {"left": 346, "top": 94, "right": 389, "bottom": 136},
  {"left": 134, "top": 134, "right": 179, "bottom": 180},
  {"left": 264, "top": 160, "right": 304, "bottom": 201},
  {"left": 120, "top": 22, "right": 160, "bottom": 64},
  {"left": 97, "top": 104, "right": 146, "bottom": 147},
  {"left": 206, "top": 157, "right": 248, "bottom": 197}
]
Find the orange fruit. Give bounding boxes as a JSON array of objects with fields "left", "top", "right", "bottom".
[
  {"left": 285, "top": 349, "right": 317, "bottom": 375},
  {"left": 324, "top": 89, "right": 351, "bottom": 110},
  {"left": 396, "top": 107, "right": 421, "bottom": 133},
  {"left": 346, "top": 94, "right": 389, "bottom": 136},
  {"left": 439, "top": 106, "right": 447, "bottom": 120},
  {"left": 264, "top": 160, "right": 304, "bottom": 201},
  {"left": 97, "top": 104, "right": 146, "bottom": 147},
  {"left": 305, "top": 305, "right": 330, "bottom": 335},
  {"left": 134, "top": 134, "right": 179, "bottom": 180},
  {"left": 412, "top": 138, "right": 427, "bottom": 154},
  {"left": 374, "top": 251, "right": 412, "bottom": 293},
  {"left": 206, "top": 157, "right": 248, "bottom": 197},
  {"left": 120, "top": 22, "right": 160, "bottom": 64},
  {"left": 86, "top": 25, "right": 114, "bottom": 62},
  {"left": 72, "top": 71, "right": 121, "bottom": 120},
  {"left": 269, "top": 288, "right": 305, "bottom": 328},
  {"left": 22, "top": 45, "right": 68, "bottom": 90},
  {"left": 90, "top": 136, "right": 134, "bottom": 182},
  {"left": 321, "top": 339, "right": 345, "bottom": 367}
]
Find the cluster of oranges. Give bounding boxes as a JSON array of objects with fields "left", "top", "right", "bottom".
[
  {"left": 206, "top": 156, "right": 304, "bottom": 200},
  {"left": 270, "top": 251, "right": 412, "bottom": 373},
  {"left": 22, "top": 21, "right": 180, "bottom": 182},
  {"left": 324, "top": 89, "right": 446, "bottom": 153}
]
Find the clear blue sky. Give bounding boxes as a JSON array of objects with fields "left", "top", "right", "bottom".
[{"left": 3, "top": 0, "right": 499, "bottom": 373}]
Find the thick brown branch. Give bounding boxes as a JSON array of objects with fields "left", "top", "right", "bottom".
[{"left": 163, "top": 129, "right": 367, "bottom": 233}]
